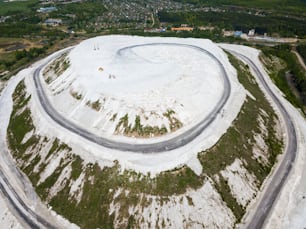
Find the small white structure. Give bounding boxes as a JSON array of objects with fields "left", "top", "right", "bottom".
[{"left": 248, "top": 29, "right": 255, "bottom": 36}]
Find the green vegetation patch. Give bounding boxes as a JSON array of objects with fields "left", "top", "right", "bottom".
[
  {"left": 7, "top": 80, "right": 37, "bottom": 155},
  {"left": 260, "top": 44, "right": 306, "bottom": 113},
  {"left": 86, "top": 99, "right": 102, "bottom": 111},
  {"left": 163, "top": 109, "right": 183, "bottom": 131},
  {"left": 70, "top": 155, "right": 83, "bottom": 180},
  {"left": 70, "top": 90, "right": 82, "bottom": 100},
  {"left": 43, "top": 52, "right": 70, "bottom": 83},
  {"left": 46, "top": 138, "right": 72, "bottom": 159},
  {"left": 0, "top": 46, "right": 48, "bottom": 81},
  {"left": 115, "top": 111, "right": 182, "bottom": 138},
  {"left": 49, "top": 162, "right": 203, "bottom": 229}
]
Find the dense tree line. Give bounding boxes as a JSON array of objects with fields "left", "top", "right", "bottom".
[
  {"left": 172, "top": 0, "right": 306, "bottom": 11},
  {"left": 0, "top": 22, "right": 42, "bottom": 37},
  {"left": 158, "top": 10, "right": 306, "bottom": 37},
  {"left": 0, "top": 22, "right": 67, "bottom": 41},
  {"left": 0, "top": 47, "right": 47, "bottom": 70},
  {"left": 15, "top": 47, "right": 47, "bottom": 60}
]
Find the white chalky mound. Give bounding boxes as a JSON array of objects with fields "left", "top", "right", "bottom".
[{"left": 46, "top": 35, "right": 225, "bottom": 142}]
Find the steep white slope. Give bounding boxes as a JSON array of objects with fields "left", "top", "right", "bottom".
[
  {"left": 110, "top": 180, "right": 235, "bottom": 228},
  {"left": 221, "top": 159, "right": 258, "bottom": 207}
]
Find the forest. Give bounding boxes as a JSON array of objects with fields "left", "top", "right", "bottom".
[
  {"left": 173, "top": 0, "right": 306, "bottom": 12},
  {"left": 158, "top": 10, "right": 306, "bottom": 38}
]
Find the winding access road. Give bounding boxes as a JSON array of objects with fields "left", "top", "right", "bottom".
[
  {"left": 33, "top": 43, "right": 231, "bottom": 153},
  {"left": 0, "top": 165, "right": 57, "bottom": 229},
  {"left": 0, "top": 45, "right": 298, "bottom": 229},
  {"left": 0, "top": 76, "right": 59, "bottom": 228},
  {"left": 227, "top": 50, "right": 297, "bottom": 229}
]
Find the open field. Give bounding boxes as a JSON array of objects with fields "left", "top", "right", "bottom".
[{"left": 0, "top": 37, "right": 43, "bottom": 53}]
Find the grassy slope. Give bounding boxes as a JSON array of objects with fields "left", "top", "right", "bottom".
[
  {"left": 7, "top": 54, "right": 283, "bottom": 228},
  {"left": 199, "top": 54, "right": 283, "bottom": 220}
]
